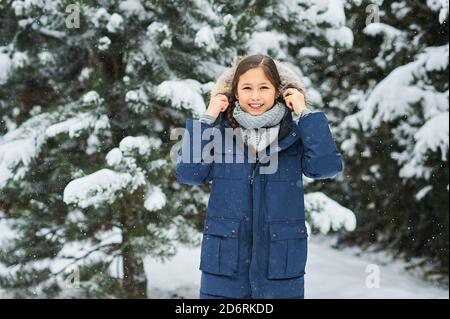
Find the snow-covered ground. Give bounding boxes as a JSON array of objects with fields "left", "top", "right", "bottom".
[
  {"left": 145, "top": 235, "right": 449, "bottom": 299},
  {"left": 1, "top": 214, "right": 447, "bottom": 299}
]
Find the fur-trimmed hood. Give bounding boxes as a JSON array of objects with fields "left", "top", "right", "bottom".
[{"left": 210, "top": 56, "right": 305, "bottom": 134}]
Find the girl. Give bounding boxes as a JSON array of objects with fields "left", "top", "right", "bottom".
[{"left": 176, "top": 55, "right": 343, "bottom": 299}]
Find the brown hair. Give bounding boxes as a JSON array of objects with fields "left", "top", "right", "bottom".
[{"left": 225, "top": 55, "right": 304, "bottom": 128}]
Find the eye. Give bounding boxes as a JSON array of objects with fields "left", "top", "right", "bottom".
[
  {"left": 242, "top": 87, "right": 251, "bottom": 90},
  {"left": 261, "top": 86, "right": 269, "bottom": 89}
]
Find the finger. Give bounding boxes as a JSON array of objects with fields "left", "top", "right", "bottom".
[
  {"left": 283, "top": 88, "right": 294, "bottom": 97},
  {"left": 285, "top": 100, "right": 293, "bottom": 109},
  {"left": 214, "top": 93, "right": 226, "bottom": 100},
  {"left": 284, "top": 88, "right": 301, "bottom": 98},
  {"left": 217, "top": 95, "right": 229, "bottom": 102}
]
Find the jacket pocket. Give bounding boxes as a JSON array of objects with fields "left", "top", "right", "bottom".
[
  {"left": 267, "top": 222, "right": 308, "bottom": 279},
  {"left": 199, "top": 217, "right": 241, "bottom": 277}
]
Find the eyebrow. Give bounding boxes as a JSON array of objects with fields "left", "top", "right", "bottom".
[{"left": 240, "top": 82, "right": 270, "bottom": 86}]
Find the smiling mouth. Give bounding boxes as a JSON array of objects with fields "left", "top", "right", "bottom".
[{"left": 248, "top": 103, "right": 264, "bottom": 110}]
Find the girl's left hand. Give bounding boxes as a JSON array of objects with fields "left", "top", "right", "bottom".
[{"left": 282, "top": 88, "right": 306, "bottom": 116}]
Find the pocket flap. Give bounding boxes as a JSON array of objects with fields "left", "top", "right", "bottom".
[
  {"left": 269, "top": 222, "right": 308, "bottom": 240},
  {"left": 204, "top": 218, "right": 240, "bottom": 238}
]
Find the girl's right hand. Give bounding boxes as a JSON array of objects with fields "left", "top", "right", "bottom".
[{"left": 205, "top": 94, "right": 229, "bottom": 118}]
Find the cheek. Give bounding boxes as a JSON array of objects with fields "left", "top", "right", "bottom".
[
  {"left": 237, "top": 91, "right": 249, "bottom": 100},
  {"left": 262, "top": 92, "right": 276, "bottom": 104},
  {"left": 236, "top": 97, "right": 249, "bottom": 111},
  {"left": 237, "top": 96, "right": 246, "bottom": 106},
  {"left": 265, "top": 90, "right": 277, "bottom": 100}
]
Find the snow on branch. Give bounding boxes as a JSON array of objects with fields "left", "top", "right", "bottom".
[
  {"left": 400, "top": 111, "right": 449, "bottom": 179},
  {"left": 45, "top": 113, "right": 109, "bottom": 138},
  {"left": 119, "top": 135, "right": 162, "bottom": 157},
  {"left": 0, "top": 113, "right": 55, "bottom": 189},
  {"left": 45, "top": 91, "right": 109, "bottom": 138},
  {"left": 290, "top": 0, "right": 354, "bottom": 48},
  {"left": 305, "top": 192, "right": 356, "bottom": 234},
  {"left": 144, "top": 185, "right": 166, "bottom": 212},
  {"left": 65, "top": 133, "right": 164, "bottom": 209},
  {"left": 156, "top": 79, "right": 206, "bottom": 117},
  {"left": 355, "top": 45, "right": 449, "bottom": 131},
  {"left": 63, "top": 168, "right": 145, "bottom": 208},
  {"left": 341, "top": 45, "right": 449, "bottom": 180}
]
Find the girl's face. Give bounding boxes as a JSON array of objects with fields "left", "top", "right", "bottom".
[{"left": 235, "top": 67, "right": 278, "bottom": 116}]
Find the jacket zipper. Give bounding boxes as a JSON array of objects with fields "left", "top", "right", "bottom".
[
  {"left": 250, "top": 153, "right": 259, "bottom": 185},
  {"left": 248, "top": 152, "right": 259, "bottom": 296}
]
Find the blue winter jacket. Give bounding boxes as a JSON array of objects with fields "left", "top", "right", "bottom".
[{"left": 176, "top": 105, "right": 343, "bottom": 298}]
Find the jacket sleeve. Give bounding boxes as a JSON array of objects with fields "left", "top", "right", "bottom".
[
  {"left": 175, "top": 118, "right": 215, "bottom": 185},
  {"left": 297, "top": 112, "right": 343, "bottom": 179}
]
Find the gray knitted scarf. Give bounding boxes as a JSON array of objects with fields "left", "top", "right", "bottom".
[
  {"left": 233, "top": 100, "right": 286, "bottom": 153},
  {"left": 232, "top": 100, "right": 286, "bottom": 129}
]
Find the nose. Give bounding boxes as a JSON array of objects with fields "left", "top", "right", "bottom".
[{"left": 250, "top": 90, "right": 262, "bottom": 101}]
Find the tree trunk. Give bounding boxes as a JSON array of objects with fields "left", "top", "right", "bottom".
[{"left": 120, "top": 199, "right": 147, "bottom": 299}]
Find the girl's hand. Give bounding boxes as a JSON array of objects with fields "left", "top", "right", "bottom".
[
  {"left": 205, "top": 93, "right": 229, "bottom": 118},
  {"left": 282, "top": 88, "right": 306, "bottom": 116}
]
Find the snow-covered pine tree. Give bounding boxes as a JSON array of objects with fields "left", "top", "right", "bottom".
[
  {"left": 334, "top": 0, "right": 448, "bottom": 281},
  {"left": 0, "top": 0, "right": 263, "bottom": 298}
]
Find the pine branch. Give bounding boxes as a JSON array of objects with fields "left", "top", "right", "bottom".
[{"left": 52, "top": 242, "right": 121, "bottom": 276}]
